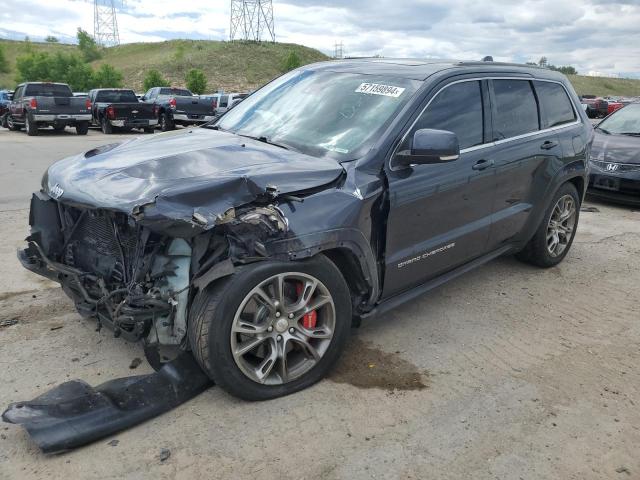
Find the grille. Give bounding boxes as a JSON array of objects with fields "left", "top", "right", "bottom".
[{"left": 591, "top": 161, "right": 640, "bottom": 173}]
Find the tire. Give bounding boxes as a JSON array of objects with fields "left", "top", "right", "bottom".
[
  {"left": 101, "top": 116, "right": 113, "bottom": 134},
  {"left": 516, "top": 182, "right": 580, "bottom": 268},
  {"left": 159, "top": 112, "right": 174, "bottom": 132},
  {"left": 188, "top": 255, "right": 352, "bottom": 401},
  {"left": 144, "top": 127, "right": 155, "bottom": 134},
  {"left": 76, "top": 122, "right": 89, "bottom": 135},
  {"left": 25, "top": 113, "right": 38, "bottom": 136},
  {"left": 1, "top": 114, "right": 8, "bottom": 129},
  {"left": 6, "top": 115, "right": 21, "bottom": 131}
]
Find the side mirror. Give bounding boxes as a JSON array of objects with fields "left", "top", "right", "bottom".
[{"left": 395, "top": 129, "right": 460, "bottom": 167}]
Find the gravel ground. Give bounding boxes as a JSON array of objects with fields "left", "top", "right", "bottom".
[{"left": 1, "top": 127, "right": 639, "bottom": 480}]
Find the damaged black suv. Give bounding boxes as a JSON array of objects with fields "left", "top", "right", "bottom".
[{"left": 21, "top": 60, "right": 590, "bottom": 400}]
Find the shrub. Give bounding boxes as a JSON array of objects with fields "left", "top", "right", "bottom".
[
  {"left": 143, "top": 69, "right": 170, "bottom": 90},
  {"left": 185, "top": 69, "right": 207, "bottom": 94}
]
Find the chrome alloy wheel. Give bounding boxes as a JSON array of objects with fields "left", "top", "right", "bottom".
[
  {"left": 546, "top": 194, "right": 577, "bottom": 257},
  {"left": 230, "top": 272, "right": 336, "bottom": 385}
]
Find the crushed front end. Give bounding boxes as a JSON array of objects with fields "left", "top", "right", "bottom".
[{"left": 20, "top": 192, "right": 193, "bottom": 346}]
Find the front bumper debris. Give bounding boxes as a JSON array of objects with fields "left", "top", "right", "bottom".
[{"left": 2, "top": 353, "right": 213, "bottom": 454}]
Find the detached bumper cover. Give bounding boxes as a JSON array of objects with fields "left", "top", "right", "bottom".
[{"left": 2, "top": 354, "right": 212, "bottom": 454}]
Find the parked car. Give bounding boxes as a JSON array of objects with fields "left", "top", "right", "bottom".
[
  {"left": 142, "top": 87, "right": 216, "bottom": 131},
  {"left": 6, "top": 82, "right": 91, "bottom": 135},
  {"left": 580, "top": 95, "right": 609, "bottom": 118},
  {"left": 205, "top": 92, "right": 249, "bottom": 116},
  {"left": 89, "top": 88, "right": 157, "bottom": 134},
  {"left": 20, "top": 60, "right": 590, "bottom": 403},
  {"left": 588, "top": 103, "right": 640, "bottom": 205},
  {"left": 0, "top": 89, "right": 12, "bottom": 128}
]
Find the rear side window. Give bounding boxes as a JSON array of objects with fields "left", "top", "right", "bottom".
[
  {"left": 492, "top": 80, "right": 539, "bottom": 139},
  {"left": 411, "top": 81, "right": 484, "bottom": 150},
  {"left": 534, "top": 81, "right": 576, "bottom": 128},
  {"left": 220, "top": 95, "right": 229, "bottom": 108}
]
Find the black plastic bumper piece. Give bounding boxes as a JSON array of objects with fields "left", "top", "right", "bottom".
[{"left": 2, "top": 353, "right": 213, "bottom": 454}]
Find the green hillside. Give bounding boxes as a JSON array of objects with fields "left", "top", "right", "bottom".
[
  {"left": 0, "top": 39, "right": 329, "bottom": 92},
  {"left": 2, "top": 38, "right": 640, "bottom": 96}
]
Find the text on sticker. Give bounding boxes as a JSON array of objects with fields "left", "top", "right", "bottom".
[{"left": 355, "top": 83, "right": 405, "bottom": 98}]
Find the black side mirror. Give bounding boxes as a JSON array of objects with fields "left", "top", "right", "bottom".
[{"left": 395, "top": 128, "right": 460, "bottom": 167}]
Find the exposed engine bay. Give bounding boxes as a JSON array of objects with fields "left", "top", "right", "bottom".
[{"left": 20, "top": 191, "right": 289, "bottom": 351}]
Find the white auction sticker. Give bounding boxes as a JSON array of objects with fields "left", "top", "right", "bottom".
[{"left": 355, "top": 83, "right": 405, "bottom": 97}]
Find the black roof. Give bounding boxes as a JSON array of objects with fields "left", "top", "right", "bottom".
[{"left": 307, "top": 58, "right": 567, "bottom": 82}]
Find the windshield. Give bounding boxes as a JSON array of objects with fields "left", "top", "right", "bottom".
[
  {"left": 598, "top": 104, "right": 640, "bottom": 135},
  {"left": 95, "top": 90, "right": 138, "bottom": 103},
  {"left": 215, "top": 70, "right": 420, "bottom": 160}
]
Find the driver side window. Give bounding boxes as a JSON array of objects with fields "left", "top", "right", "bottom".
[{"left": 409, "top": 81, "right": 484, "bottom": 150}]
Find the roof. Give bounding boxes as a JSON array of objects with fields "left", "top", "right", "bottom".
[{"left": 306, "top": 58, "right": 566, "bottom": 82}]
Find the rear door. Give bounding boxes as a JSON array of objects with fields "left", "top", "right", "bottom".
[
  {"left": 487, "top": 79, "right": 563, "bottom": 248},
  {"left": 382, "top": 79, "right": 497, "bottom": 298},
  {"left": 10, "top": 86, "right": 25, "bottom": 122}
]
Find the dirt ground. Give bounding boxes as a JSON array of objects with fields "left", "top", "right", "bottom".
[{"left": 0, "top": 128, "right": 639, "bottom": 480}]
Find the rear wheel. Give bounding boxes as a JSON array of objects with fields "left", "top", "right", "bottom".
[
  {"left": 188, "top": 255, "right": 351, "bottom": 400},
  {"left": 101, "top": 116, "right": 113, "bottom": 134},
  {"left": 516, "top": 182, "right": 580, "bottom": 268},
  {"left": 159, "top": 112, "right": 174, "bottom": 132},
  {"left": 25, "top": 113, "right": 38, "bottom": 136},
  {"left": 76, "top": 122, "right": 89, "bottom": 135}
]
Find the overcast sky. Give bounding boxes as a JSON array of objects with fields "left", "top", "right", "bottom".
[{"left": 1, "top": 0, "right": 639, "bottom": 77}]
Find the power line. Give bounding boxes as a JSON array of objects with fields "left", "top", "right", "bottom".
[{"left": 230, "top": 0, "right": 275, "bottom": 42}]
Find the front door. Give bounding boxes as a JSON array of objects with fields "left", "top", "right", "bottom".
[{"left": 382, "top": 79, "right": 497, "bottom": 298}]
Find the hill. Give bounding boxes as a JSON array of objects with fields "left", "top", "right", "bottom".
[
  {"left": 2, "top": 38, "right": 640, "bottom": 96},
  {"left": 0, "top": 39, "right": 329, "bottom": 92}
]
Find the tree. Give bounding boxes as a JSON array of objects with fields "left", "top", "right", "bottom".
[
  {"left": 283, "top": 51, "right": 301, "bottom": 72},
  {"left": 0, "top": 45, "right": 9, "bottom": 74},
  {"left": 185, "top": 69, "right": 207, "bottom": 94},
  {"left": 15, "top": 52, "right": 53, "bottom": 82},
  {"left": 143, "top": 69, "right": 169, "bottom": 90},
  {"left": 77, "top": 28, "right": 101, "bottom": 62},
  {"left": 45, "top": 36, "right": 59, "bottom": 43},
  {"left": 65, "top": 62, "right": 95, "bottom": 91},
  {"left": 538, "top": 56, "right": 548, "bottom": 68},
  {"left": 93, "top": 63, "right": 124, "bottom": 88}
]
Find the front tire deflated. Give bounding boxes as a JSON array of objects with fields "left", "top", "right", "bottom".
[{"left": 188, "top": 255, "right": 351, "bottom": 401}]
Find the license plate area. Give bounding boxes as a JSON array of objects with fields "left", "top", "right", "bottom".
[{"left": 593, "top": 175, "right": 620, "bottom": 191}]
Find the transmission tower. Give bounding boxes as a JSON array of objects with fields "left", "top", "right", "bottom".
[
  {"left": 230, "top": 0, "right": 275, "bottom": 42},
  {"left": 333, "top": 41, "right": 344, "bottom": 59},
  {"left": 93, "top": 0, "right": 120, "bottom": 47}
]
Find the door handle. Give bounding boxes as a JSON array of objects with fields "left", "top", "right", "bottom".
[
  {"left": 472, "top": 159, "right": 494, "bottom": 171},
  {"left": 541, "top": 140, "right": 559, "bottom": 150}
]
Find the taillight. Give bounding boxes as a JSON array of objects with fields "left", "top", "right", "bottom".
[
  {"left": 85, "top": 98, "right": 91, "bottom": 109},
  {"left": 169, "top": 97, "right": 177, "bottom": 109},
  {"left": 106, "top": 105, "right": 116, "bottom": 119},
  {"left": 29, "top": 98, "right": 37, "bottom": 109},
  {"left": 153, "top": 104, "right": 160, "bottom": 116}
]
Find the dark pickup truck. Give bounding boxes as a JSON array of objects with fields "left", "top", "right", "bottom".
[
  {"left": 6, "top": 82, "right": 91, "bottom": 135},
  {"left": 0, "top": 90, "right": 12, "bottom": 128},
  {"left": 89, "top": 88, "right": 157, "bottom": 134},
  {"left": 142, "top": 87, "right": 216, "bottom": 131}
]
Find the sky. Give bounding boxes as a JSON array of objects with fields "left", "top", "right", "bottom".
[{"left": 1, "top": 0, "right": 639, "bottom": 78}]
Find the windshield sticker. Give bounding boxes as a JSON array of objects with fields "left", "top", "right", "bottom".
[{"left": 355, "top": 83, "right": 405, "bottom": 98}]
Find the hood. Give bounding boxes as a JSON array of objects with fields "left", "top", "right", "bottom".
[
  {"left": 45, "top": 128, "right": 344, "bottom": 228},
  {"left": 592, "top": 130, "right": 640, "bottom": 165}
]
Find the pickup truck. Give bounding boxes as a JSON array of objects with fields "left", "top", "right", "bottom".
[
  {"left": 6, "top": 82, "right": 91, "bottom": 135},
  {"left": 88, "top": 88, "right": 157, "bottom": 134},
  {"left": 580, "top": 95, "right": 609, "bottom": 119},
  {"left": 142, "top": 87, "right": 216, "bottom": 131}
]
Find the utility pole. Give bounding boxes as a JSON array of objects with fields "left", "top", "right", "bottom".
[
  {"left": 93, "top": 0, "right": 121, "bottom": 46},
  {"left": 230, "top": 0, "right": 275, "bottom": 42}
]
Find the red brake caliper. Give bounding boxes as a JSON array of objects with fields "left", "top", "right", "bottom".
[{"left": 296, "top": 282, "right": 317, "bottom": 329}]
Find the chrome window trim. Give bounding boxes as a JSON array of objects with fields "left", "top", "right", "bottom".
[{"left": 390, "top": 76, "right": 582, "bottom": 170}]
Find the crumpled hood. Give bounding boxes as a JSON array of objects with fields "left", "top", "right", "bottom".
[
  {"left": 45, "top": 128, "right": 344, "bottom": 227},
  {"left": 592, "top": 130, "right": 640, "bottom": 165}
]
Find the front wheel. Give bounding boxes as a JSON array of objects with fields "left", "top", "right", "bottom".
[
  {"left": 1, "top": 114, "right": 8, "bottom": 129},
  {"left": 6, "top": 115, "right": 21, "bottom": 131},
  {"left": 516, "top": 182, "right": 580, "bottom": 268},
  {"left": 188, "top": 255, "right": 352, "bottom": 400}
]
